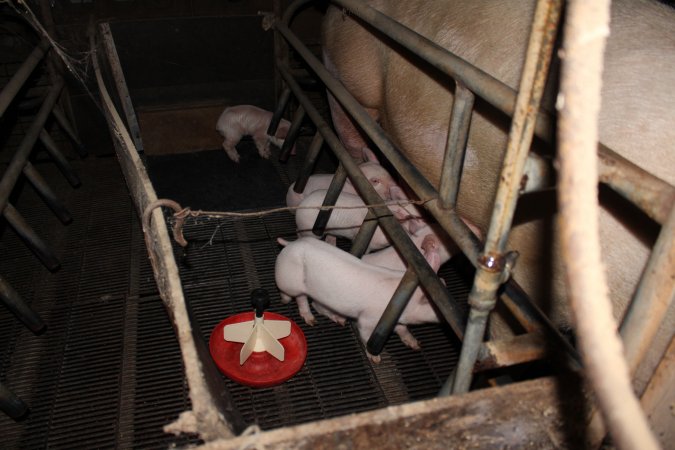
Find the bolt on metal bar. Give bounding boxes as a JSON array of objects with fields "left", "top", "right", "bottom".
[
  {"left": 439, "top": 82, "right": 475, "bottom": 209},
  {"left": 0, "top": 275, "right": 45, "bottom": 333},
  {"left": 293, "top": 131, "right": 324, "bottom": 194},
  {"left": 620, "top": 203, "right": 675, "bottom": 377},
  {"left": 279, "top": 104, "right": 305, "bottom": 162},
  {"left": 0, "top": 39, "right": 50, "bottom": 118},
  {"left": 276, "top": 61, "right": 465, "bottom": 337},
  {"left": 23, "top": 162, "right": 72, "bottom": 224},
  {"left": 3, "top": 203, "right": 60, "bottom": 271},
  {"left": 38, "top": 129, "right": 81, "bottom": 188},
  {"left": 0, "top": 78, "right": 64, "bottom": 217},
  {"left": 452, "top": 0, "right": 562, "bottom": 394}
]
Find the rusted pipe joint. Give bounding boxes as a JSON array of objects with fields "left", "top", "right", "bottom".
[{"left": 142, "top": 199, "right": 188, "bottom": 248}]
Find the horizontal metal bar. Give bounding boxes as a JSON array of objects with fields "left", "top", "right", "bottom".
[
  {"left": 0, "top": 39, "right": 50, "bottom": 118},
  {"left": 0, "top": 78, "right": 64, "bottom": 216}
]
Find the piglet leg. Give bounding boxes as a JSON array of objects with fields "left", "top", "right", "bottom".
[
  {"left": 394, "top": 324, "right": 421, "bottom": 350},
  {"left": 295, "top": 294, "right": 317, "bottom": 326},
  {"left": 312, "top": 301, "right": 347, "bottom": 326}
]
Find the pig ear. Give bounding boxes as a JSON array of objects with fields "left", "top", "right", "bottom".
[{"left": 362, "top": 147, "right": 380, "bottom": 164}]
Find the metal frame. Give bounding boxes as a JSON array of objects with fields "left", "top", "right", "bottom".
[{"left": 269, "top": 0, "right": 674, "bottom": 396}]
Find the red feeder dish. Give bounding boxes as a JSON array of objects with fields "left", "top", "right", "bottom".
[{"left": 209, "top": 290, "right": 306, "bottom": 388}]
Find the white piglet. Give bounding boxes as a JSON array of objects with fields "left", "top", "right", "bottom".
[
  {"left": 286, "top": 148, "right": 398, "bottom": 208},
  {"left": 295, "top": 186, "right": 422, "bottom": 253},
  {"left": 216, "top": 104, "right": 294, "bottom": 163},
  {"left": 275, "top": 236, "right": 442, "bottom": 362}
]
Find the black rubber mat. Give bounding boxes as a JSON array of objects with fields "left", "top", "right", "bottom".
[{"left": 145, "top": 145, "right": 287, "bottom": 212}]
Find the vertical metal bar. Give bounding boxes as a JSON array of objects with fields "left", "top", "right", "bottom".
[
  {"left": 349, "top": 211, "right": 379, "bottom": 257},
  {"left": 51, "top": 106, "right": 88, "bottom": 157},
  {"left": 38, "top": 129, "right": 81, "bottom": 187},
  {"left": 293, "top": 131, "right": 324, "bottom": 193},
  {"left": 0, "top": 79, "right": 64, "bottom": 216},
  {"left": 23, "top": 162, "right": 72, "bottom": 224},
  {"left": 3, "top": 203, "right": 60, "bottom": 271},
  {"left": 0, "top": 40, "right": 49, "bottom": 118},
  {"left": 279, "top": 104, "right": 305, "bottom": 162},
  {"left": 367, "top": 268, "right": 419, "bottom": 355},
  {"left": 0, "top": 275, "right": 45, "bottom": 333},
  {"left": 620, "top": 204, "right": 675, "bottom": 376},
  {"left": 268, "top": 86, "right": 292, "bottom": 137},
  {"left": 439, "top": 83, "right": 475, "bottom": 209},
  {"left": 0, "top": 383, "right": 28, "bottom": 420},
  {"left": 99, "top": 23, "right": 143, "bottom": 154},
  {"left": 452, "top": 0, "right": 561, "bottom": 394},
  {"left": 312, "top": 163, "right": 348, "bottom": 236}
]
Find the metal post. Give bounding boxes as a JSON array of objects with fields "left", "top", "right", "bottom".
[
  {"left": 279, "top": 104, "right": 305, "bottom": 162},
  {"left": 0, "top": 383, "right": 28, "bottom": 420},
  {"left": 0, "top": 275, "right": 45, "bottom": 333},
  {"left": 349, "top": 211, "right": 379, "bottom": 257},
  {"left": 3, "top": 203, "right": 60, "bottom": 272},
  {"left": 312, "top": 163, "right": 348, "bottom": 236},
  {"left": 439, "top": 82, "right": 475, "bottom": 209},
  {"left": 0, "top": 40, "right": 49, "bottom": 118},
  {"left": 452, "top": 0, "right": 561, "bottom": 394},
  {"left": 268, "top": 86, "right": 292, "bottom": 137},
  {"left": 38, "top": 129, "right": 81, "bottom": 188},
  {"left": 51, "top": 106, "right": 88, "bottom": 157},
  {"left": 23, "top": 162, "right": 72, "bottom": 224}
]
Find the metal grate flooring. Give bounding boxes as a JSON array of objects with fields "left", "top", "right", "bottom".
[{"left": 0, "top": 147, "right": 470, "bottom": 447}]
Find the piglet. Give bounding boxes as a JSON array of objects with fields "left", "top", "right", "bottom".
[
  {"left": 295, "top": 186, "right": 422, "bottom": 253},
  {"left": 216, "top": 104, "right": 294, "bottom": 163},
  {"left": 275, "top": 236, "right": 442, "bottom": 362},
  {"left": 286, "top": 148, "right": 398, "bottom": 208}
]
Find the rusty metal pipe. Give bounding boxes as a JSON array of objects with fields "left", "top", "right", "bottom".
[
  {"left": 349, "top": 210, "right": 379, "bottom": 257},
  {"left": 23, "top": 162, "right": 72, "bottom": 224},
  {"left": 277, "top": 61, "right": 465, "bottom": 338},
  {"left": 452, "top": 0, "right": 561, "bottom": 394},
  {"left": 0, "top": 39, "right": 50, "bottom": 118},
  {"left": 312, "top": 163, "right": 348, "bottom": 236},
  {"left": 620, "top": 204, "right": 675, "bottom": 377},
  {"left": 558, "top": 0, "right": 659, "bottom": 448},
  {"left": 0, "top": 275, "right": 45, "bottom": 334},
  {"left": 439, "top": 82, "right": 475, "bottom": 209},
  {"left": 367, "top": 268, "right": 419, "bottom": 355},
  {"left": 0, "top": 383, "right": 28, "bottom": 420},
  {"left": 3, "top": 203, "right": 60, "bottom": 271}
]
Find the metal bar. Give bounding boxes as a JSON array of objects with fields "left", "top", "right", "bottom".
[
  {"left": 276, "top": 61, "right": 466, "bottom": 338},
  {"left": 452, "top": 0, "right": 561, "bottom": 394},
  {"left": 640, "top": 335, "right": 675, "bottom": 447},
  {"left": 3, "top": 203, "right": 60, "bottom": 271},
  {"left": 51, "top": 106, "right": 88, "bottom": 157},
  {"left": 0, "top": 39, "right": 50, "bottom": 118},
  {"left": 100, "top": 23, "right": 143, "bottom": 154},
  {"left": 0, "top": 79, "right": 64, "bottom": 216},
  {"left": 23, "top": 162, "right": 72, "bottom": 224},
  {"left": 439, "top": 82, "right": 475, "bottom": 209},
  {"left": 0, "top": 383, "right": 28, "bottom": 420},
  {"left": 268, "top": 86, "right": 292, "bottom": 138},
  {"left": 38, "top": 129, "right": 81, "bottom": 187},
  {"left": 366, "top": 268, "right": 419, "bottom": 355},
  {"left": 279, "top": 104, "right": 305, "bottom": 162},
  {"left": 620, "top": 204, "right": 675, "bottom": 376},
  {"left": 0, "top": 275, "right": 45, "bottom": 333},
  {"left": 293, "top": 131, "right": 324, "bottom": 193},
  {"left": 349, "top": 210, "right": 379, "bottom": 257},
  {"left": 312, "top": 163, "right": 348, "bottom": 236}
]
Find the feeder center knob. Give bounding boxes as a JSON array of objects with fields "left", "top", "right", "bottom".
[{"left": 251, "top": 288, "right": 270, "bottom": 318}]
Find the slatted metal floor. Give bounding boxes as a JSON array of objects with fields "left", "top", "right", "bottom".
[{"left": 0, "top": 146, "right": 469, "bottom": 448}]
